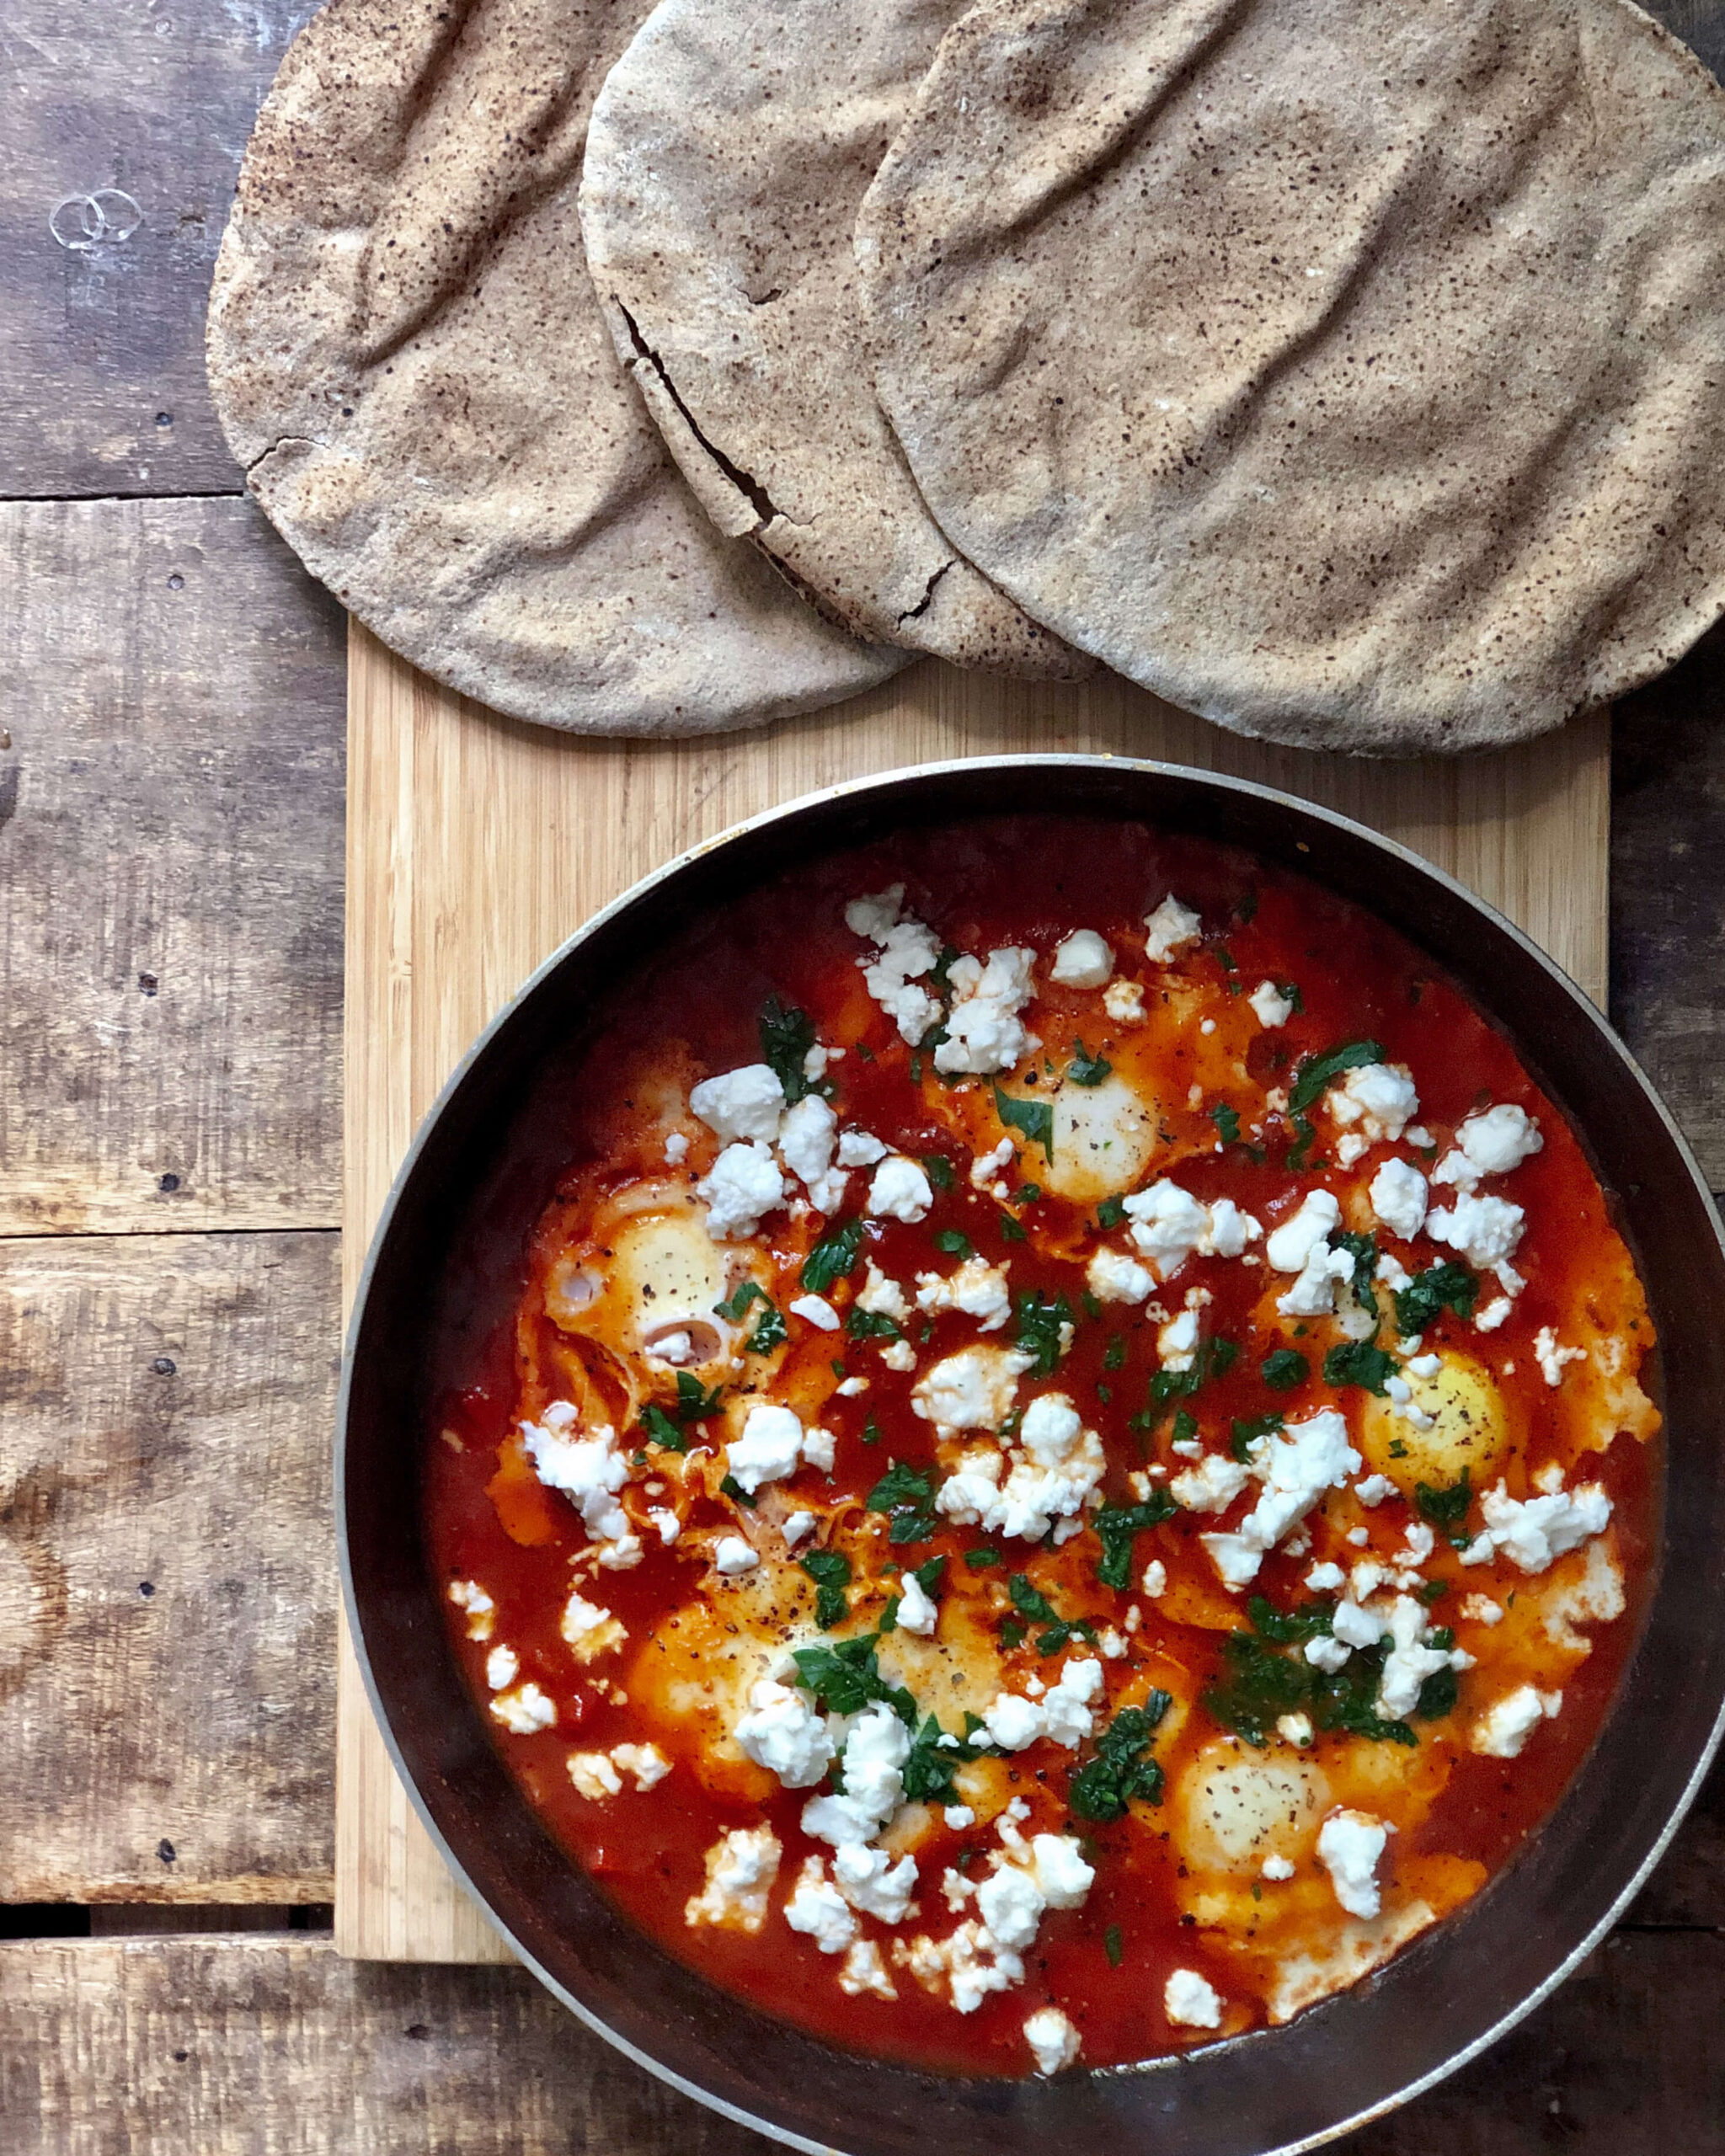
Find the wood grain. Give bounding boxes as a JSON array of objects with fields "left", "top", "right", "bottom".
[
  {"left": 4, "top": 1930, "right": 1721, "bottom": 2155},
  {"left": 0, "top": 0, "right": 321, "bottom": 499},
  {"left": 339, "top": 622, "right": 1610, "bottom": 1959},
  {"left": 0, "top": 497, "right": 344, "bottom": 1237},
  {"left": 0, "top": 1228, "right": 338, "bottom": 1903}
]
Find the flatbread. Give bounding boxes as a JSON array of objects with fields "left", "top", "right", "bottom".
[
  {"left": 206, "top": 0, "right": 901, "bottom": 737},
  {"left": 858, "top": 0, "right": 1725, "bottom": 754},
  {"left": 578, "top": 0, "right": 1089, "bottom": 676}
]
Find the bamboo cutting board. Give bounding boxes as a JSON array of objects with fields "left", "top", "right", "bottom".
[{"left": 337, "top": 622, "right": 1610, "bottom": 1962}]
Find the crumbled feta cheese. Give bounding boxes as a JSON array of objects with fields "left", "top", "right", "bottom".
[
  {"left": 1304, "top": 1634, "right": 1352, "bottom": 1673},
  {"left": 1461, "top": 1593, "right": 1503, "bottom": 1625},
  {"left": 1157, "top": 1308, "right": 1201, "bottom": 1371},
  {"left": 801, "top": 1700, "right": 911, "bottom": 1849},
  {"left": 1023, "top": 2004, "right": 1081, "bottom": 2075},
  {"left": 893, "top": 1920, "right": 1025, "bottom": 2014},
  {"left": 1433, "top": 1104, "right": 1544, "bottom": 1193},
  {"left": 1049, "top": 930, "right": 1114, "bottom": 989},
  {"left": 936, "top": 947, "right": 1039, "bottom": 1075},
  {"left": 1164, "top": 1967, "right": 1226, "bottom": 2029},
  {"left": 788, "top": 1292, "right": 840, "bottom": 1331},
  {"left": 780, "top": 1512, "right": 815, "bottom": 1550},
  {"left": 1103, "top": 978, "right": 1146, "bottom": 1024},
  {"left": 857, "top": 1263, "right": 911, "bottom": 1324},
  {"left": 736, "top": 1678, "right": 836, "bottom": 1788},
  {"left": 1375, "top": 1595, "right": 1457, "bottom": 1718},
  {"left": 1276, "top": 1713, "right": 1314, "bottom": 1748},
  {"left": 525, "top": 1406, "right": 633, "bottom": 1547},
  {"left": 1145, "top": 895, "right": 1203, "bottom": 963},
  {"left": 832, "top": 1841, "right": 920, "bottom": 1924},
  {"left": 1316, "top": 1810, "right": 1391, "bottom": 1920},
  {"left": 1472, "top": 1684, "right": 1562, "bottom": 1758},
  {"left": 976, "top": 1863, "right": 1044, "bottom": 1951},
  {"left": 839, "top": 1938, "right": 897, "bottom": 2000},
  {"left": 913, "top": 1345, "right": 1033, "bottom": 1433},
  {"left": 801, "top": 1426, "right": 836, "bottom": 1471},
  {"left": 780, "top": 1093, "right": 845, "bottom": 1212},
  {"left": 944, "top": 1805, "right": 975, "bottom": 1830},
  {"left": 1533, "top": 1326, "right": 1587, "bottom": 1387},
  {"left": 896, "top": 1570, "right": 939, "bottom": 1636},
  {"left": 485, "top": 1644, "right": 519, "bottom": 1692},
  {"left": 611, "top": 1742, "right": 670, "bottom": 1790},
  {"left": 916, "top": 1254, "right": 1012, "bottom": 1331},
  {"left": 784, "top": 1856, "right": 858, "bottom": 1953},
  {"left": 1266, "top": 1188, "right": 1342, "bottom": 1273},
  {"left": 1305, "top": 1561, "right": 1346, "bottom": 1592},
  {"left": 1262, "top": 1854, "right": 1297, "bottom": 1881},
  {"left": 647, "top": 1329, "right": 695, "bottom": 1366},
  {"left": 1375, "top": 1250, "right": 1413, "bottom": 1294},
  {"left": 726, "top": 1402, "right": 807, "bottom": 1495},
  {"left": 1248, "top": 979, "right": 1295, "bottom": 1028},
  {"left": 559, "top": 1590, "right": 626, "bottom": 1661},
  {"left": 689, "top": 1064, "right": 786, "bottom": 1145},
  {"left": 1086, "top": 1246, "right": 1156, "bottom": 1304},
  {"left": 567, "top": 1749, "right": 623, "bottom": 1800},
  {"left": 837, "top": 1131, "right": 889, "bottom": 1173},
  {"left": 1122, "top": 1180, "right": 1261, "bottom": 1276},
  {"left": 1354, "top": 1473, "right": 1393, "bottom": 1508},
  {"left": 1140, "top": 1559, "right": 1167, "bottom": 1598},
  {"left": 447, "top": 1578, "right": 495, "bottom": 1641},
  {"left": 1327, "top": 1063, "right": 1419, "bottom": 1165},
  {"left": 1370, "top": 1157, "right": 1429, "bottom": 1241},
  {"left": 835, "top": 1374, "right": 869, "bottom": 1396},
  {"left": 1473, "top": 1294, "right": 1513, "bottom": 1331},
  {"left": 1199, "top": 1409, "right": 1360, "bottom": 1591},
  {"left": 713, "top": 1535, "right": 760, "bottom": 1575},
  {"left": 983, "top": 1692, "right": 1046, "bottom": 1751},
  {"left": 490, "top": 1683, "right": 557, "bottom": 1735},
  {"left": 685, "top": 1825, "right": 780, "bottom": 1932},
  {"left": 845, "top": 885, "right": 907, "bottom": 942},
  {"left": 1171, "top": 1453, "right": 1252, "bottom": 1513},
  {"left": 697, "top": 1139, "right": 786, "bottom": 1239},
  {"left": 1460, "top": 1477, "right": 1611, "bottom": 1573},
  {"left": 845, "top": 895, "right": 939, "bottom": 1030},
  {"left": 1278, "top": 1239, "right": 1357, "bottom": 1320},
  {"left": 664, "top": 1130, "right": 689, "bottom": 1166},
  {"left": 969, "top": 1136, "right": 1016, "bottom": 1190},
  {"left": 954, "top": 1392, "right": 1107, "bottom": 1544},
  {"left": 1427, "top": 1193, "right": 1525, "bottom": 1271},
  {"left": 868, "top": 1155, "right": 935, "bottom": 1223}
]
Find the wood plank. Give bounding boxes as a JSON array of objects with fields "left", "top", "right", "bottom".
[
  {"left": 339, "top": 623, "right": 1610, "bottom": 1957},
  {"left": 0, "top": 0, "right": 320, "bottom": 498},
  {"left": 0, "top": 497, "right": 344, "bottom": 1236},
  {"left": 1611, "top": 623, "right": 1725, "bottom": 1193},
  {"left": 0, "top": 1228, "right": 337, "bottom": 1903},
  {"left": 3, "top": 1930, "right": 1719, "bottom": 2153}
]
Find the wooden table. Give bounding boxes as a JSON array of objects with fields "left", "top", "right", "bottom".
[{"left": 2, "top": 4, "right": 1721, "bottom": 2148}]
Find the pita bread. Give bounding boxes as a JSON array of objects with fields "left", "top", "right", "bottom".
[
  {"left": 858, "top": 0, "right": 1725, "bottom": 754},
  {"left": 578, "top": 0, "right": 1089, "bottom": 676},
  {"left": 207, "top": 0, "right": 901, "bottom": 737}
]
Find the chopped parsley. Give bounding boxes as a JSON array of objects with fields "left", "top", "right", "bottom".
[
  {"left": 638, "top": 1403, "right": 687, "bottom": 1452},
  {"left": 792, "top": 1633, "right": 915, "bottom": 1724},
  {"left": 1204, "top": 1627, "right": 1414, "bottom": 1750},
  {"left": 1275, "top": 980, "right": 1305, "bottom": 1014},
  {"left": 901, "top": 1712, "right": 981, "bottom": 1803},
  {"left": 1095, "top": 1193, "right": 1127, "bottom": 1230},
  {"left": 1068, "top": 1694, "right": 1172, "bottom": 1821},
  {"left": 1260, "top": 1348, "right": 1309, "bottom": 1390},
  {"left": 1068, "top": 1042, "right": 1112, "bottom": 1087},
  {"left": 994, "top": 1085, "right": 1055, "bottom": 1161},
  {"left": 713, "top": 1279, "right": 788, "bottom": 1353},
  {"left": 862, "top": 1415, "right": 882, "bottom": 1446},
  {"left": 1394, "top": 1260, "right": 1480, "bottom": 1333},
  {"left": 1415, "top": 1468, "right": 1474, "bottom": 1534},
  {"left": 802, "top": 1218, "right": 865, "bottom": 1294},
  {"left": 1007, "top": 1572, "right": 1098, "bottom": 1657},
  {"left": 758, "top": 996, "right": 833, "bottom": 1105},
  {"left": 1013, "top": 1182, "right": 1043, "bottom": 1205},
  {"left": 1322, "top": 1339, "right": 1395, "bottom": 1395},
  {"left": 921, "top": 1153, "right": 955, "bottom": 1191},
  {"left": 1104, "top": 1924, "right": 1124, "bottom": 1969},
  {"left": 1147, "top": 1334, "right": 1238, "bottom": 1410},
  {"left": 1093, "top": 1492, "right": 1178, "bottom": 1589},
  {"left": 1103, "top": 1334, "right": 1126, "bottom": 1372},
  {"left": 999, "top": 1211, "right": 1028, "bottom": 1243},
  {"left": 1013, "top": 1289, "right": 1075, "bottom": 1377},
  {"left": 718, "top": 1472, "right": 756, "bottom": 1510},
  {"left": 866, "top": 1458, "right": 937, "bottom": 1545},
  {"left": 1230, "top": 1412, "right": 1283, "bottom": 1463},
  {"left": 1209, "top": 1102, "right": 1242, "bottom": 1146},
  {"left": 846, "top": 1305, "right": 903, "bottom": 1342},
  {"left": 964, "top": 1546, "right": 1002, "bottom": 1569},
  {"left": 798, "top": 1550, "right": 852, "bottom": 1629},
  {"left": 1331, "top": 1230, "right": 1379, "bottom": 1315},
  {"left": 1288, "top": 1038, "right": 1388, "bottom": 1114},
  {"left": 1285, "top": 1113, "right": 1317, "bottom": 1171},
  {"left": 933, "top": 1228, "right": 973, "bottom": 1259}
]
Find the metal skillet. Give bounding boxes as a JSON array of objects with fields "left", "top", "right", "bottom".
[{"left": 339, "top": 756, "right": 1725, "bottom": 2155}]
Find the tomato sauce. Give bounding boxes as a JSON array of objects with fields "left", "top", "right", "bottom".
[{"left": 423, "top": 815, "right": 1659, "bottom": 2077}]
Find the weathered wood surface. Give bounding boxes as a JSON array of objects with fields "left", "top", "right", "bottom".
[
  {"left": 0, "top": 1228, "right": 338, "bottom": 1903},
  {"left": 0, "top": 0, "right": 320, "bottom": 499},
  {"left": 0, "top": 496, "right": 344, "bottom": 1237},
  {"left": 3, "top": 1932, "right": 1721, "bottom": 2155}
]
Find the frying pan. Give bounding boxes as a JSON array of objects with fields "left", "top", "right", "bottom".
[{"left": 340, "top": 757, "right": 1725, "bottom": 2154}]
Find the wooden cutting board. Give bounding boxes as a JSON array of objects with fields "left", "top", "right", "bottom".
[{"left": 336, "top": 621, "right": 1610, "bottom": 1962}]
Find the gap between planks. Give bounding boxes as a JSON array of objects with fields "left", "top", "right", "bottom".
[{"left": 339, "top": 622, "right": 1610, "bottom": 1962}]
